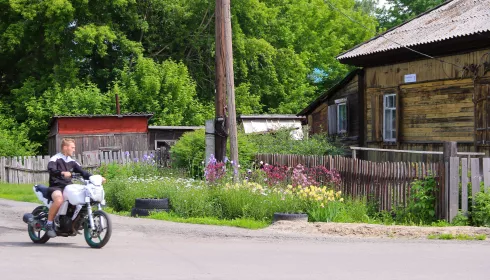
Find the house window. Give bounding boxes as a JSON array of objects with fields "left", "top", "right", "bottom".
[
  {"left": 337, "top": 101, "right": 347, "bottom": 133},
  {"left": 383, "top": 94, "right": 397, "bottom": 141}
]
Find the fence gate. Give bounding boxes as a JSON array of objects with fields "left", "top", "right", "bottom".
[{"left": 446, "top": 157, "right": 490, "bottom": 222}]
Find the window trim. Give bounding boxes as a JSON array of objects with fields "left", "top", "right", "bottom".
[
  {"left": 335, "top": 98, "right": 347, "bottom": 134},
  {"left": 383, "top": 94, "right": 397, "bottom": 142}
]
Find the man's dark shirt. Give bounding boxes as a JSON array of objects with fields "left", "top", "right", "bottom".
[{"left": 47, "top": 153, "right": 92, "bottom": 188}]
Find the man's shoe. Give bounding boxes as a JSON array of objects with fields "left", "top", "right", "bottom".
[{"left": 45, "top": 223, "right": 56, "bottom": 238}]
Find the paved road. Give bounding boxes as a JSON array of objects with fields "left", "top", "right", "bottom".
[{"left": 1, "top": 199, "right": 489, "bottom": 280}]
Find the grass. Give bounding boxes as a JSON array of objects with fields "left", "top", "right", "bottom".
[
  {"left": 427, "top": 233, "right": 487, "bottom": 240},
  {"left": 0, "top": 183, "right": 40, "bottom": 203},
  {"left": 103, "top": 206, "right": 268, "bottom": 229},
  {"left": 148, "top": 211, "right": 269, "bottom": 229},
  {"left": 104, "top": 207, "right": 131, "bottom": 217}
]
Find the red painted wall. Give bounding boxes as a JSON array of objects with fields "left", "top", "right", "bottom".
[{"left": 57, "top": 117, "right": 148, "bottom": 134}]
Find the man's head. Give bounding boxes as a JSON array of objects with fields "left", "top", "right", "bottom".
[{"left": 61, "top": 138, "right": 76, "bottom": 157}]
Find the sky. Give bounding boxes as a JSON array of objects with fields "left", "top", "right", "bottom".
[{"left": 378, "top": 0, "right": 389, "bottom": 7}]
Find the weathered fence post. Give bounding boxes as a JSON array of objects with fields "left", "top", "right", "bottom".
[{"left": 443, "top": 141, "right": 458, "bottom": 222}]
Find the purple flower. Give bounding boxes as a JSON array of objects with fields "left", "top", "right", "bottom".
[
  {"left": 208, "top": 154, "right": 217, "bottom": 165},
  {"left": 125, "top": 151, "right": 130, "bottom": 156}
]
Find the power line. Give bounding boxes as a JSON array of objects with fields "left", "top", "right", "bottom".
[{"left": 324, "top": 0, "right": 465, "bottom": 70}]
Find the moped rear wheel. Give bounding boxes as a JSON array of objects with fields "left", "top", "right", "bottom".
[
  {"left": 27, "top": 206, "right": 50, "bottom": 244},
  {"left": 84, "top": 210, "right": 112, "bottom": 249}
]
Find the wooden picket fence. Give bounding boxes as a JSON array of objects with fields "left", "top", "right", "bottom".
[
  {"left": 0, "top": 150, "right": 168, "bottom": 184},
  {"left": 256, "top": 154, "right": 444, "bottom": 214},
  {"left": 446, "top": 157, "right": 490, "bottom": 221}
]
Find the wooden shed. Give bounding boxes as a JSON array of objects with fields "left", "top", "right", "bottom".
[
  {"left": 148, "top": 126, "right": 204, "bottom": 150},
  {"left": 238, "top": 114, "right": 306, "bottom": 140},
  {"left": 47, "top": 113, "right": 153, "bottom": 156},
  {"left": 298, "top": 69, "right": 364, "bottom": 152},
  {"left": 336, "top": 0, "right": 490, "bottom": 162}
]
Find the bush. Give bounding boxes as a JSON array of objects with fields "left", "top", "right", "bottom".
[
  {"left": 471, "top": 189, "right": 490, "bottom": 227},
  {"left": 399, "top": 175, "right": 438, "bottom": 225},
  {"left": 0, "top": 114, "right": 39, "bottom": 156},
  {"left": 170, "top": 129, "right": 206, "bottom": 177},
  {"left": 170, "top": 127, "right": 344, "bottom": 179},
  {"left": 308, "top": 198, "right": 371, "bottom": 223},
  {"left": 248, "top": 128, "right": 343, "bottom": 156},
  {"left": 104, "top": 177, "right": 308, "bottom": 221}
]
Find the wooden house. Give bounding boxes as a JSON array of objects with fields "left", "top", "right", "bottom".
[
  {"left": 334, "top": 0, "right": 490, "bottom": 162},
  {"left": 298, "top": 69, "right": 364, "bottom": 153},
  {"left": 47, "top": 113, "right": 153, "bottom": 156}
]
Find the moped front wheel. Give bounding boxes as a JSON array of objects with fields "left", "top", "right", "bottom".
[{"left": 84, "top": 210, "right": 112, "bottom": 249}]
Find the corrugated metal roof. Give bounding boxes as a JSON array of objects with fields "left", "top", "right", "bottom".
[
  {"left": 148, "top": 126, "right": 204, "bottom": 130},
  {"left": 48, "top": 113, "right": 153, "bottom": 127},
  {"left": 337, "top": 0, "right": 490, "bottom": 60},
  {"left": 239, "top": 114, "right": 305, "bottom": 120}
]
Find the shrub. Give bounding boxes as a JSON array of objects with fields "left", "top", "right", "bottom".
[
  {"left": 170, "top": 129, "right": 206, "bottom": 177},
  {"left": 402, "top": 175, "right": 438, "bottom": 225},
  {"left": 308, "top": 198, "right": 371, "bottom": 223},
  {"left": 104, "top": 177, "right": 309, "bottom": 221},
  {"left": 471, "top": 189, "right": 490, "bottom": 227},
  {"left": 250, "top": 128, "right": 344, "bottom": 156},
  {"left": 170, "top": 127, "right": 343, "bottom": 179}
]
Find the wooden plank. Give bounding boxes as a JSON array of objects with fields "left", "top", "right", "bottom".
[
  {"left": 108, "top": 150, "right": 114, "bottom": 163},
  {"left": 36, "top": 155, "right": 42, "bottom": 183},
  {"left": 471, "top": 158, "right": 481, "bottom": 206},
  {"left": 449, "top": 157, "right": 460, "bottom": 222},
  {"left": 443, "top": 160, "right": 449, "bottom": 221},
  {"left": 0, "top": 157, "right": 5, "bottom": 183},
  {"left": 461, "top": 158, "right": 468, "bottom": 214},
  {"left": 483, "top": 158, "right": 490, "bottom": 192}
]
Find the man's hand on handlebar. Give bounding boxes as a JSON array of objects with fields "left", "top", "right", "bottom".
[{"left": 61, "top": 171, "right": 72, "bottom": 178}]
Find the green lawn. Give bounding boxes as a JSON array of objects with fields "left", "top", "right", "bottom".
[
  {"left": 148, "top": 211, "right": 269, "bottom": 229},
  {"left": 0, "top": 183, "right": 40, "bottom": 203}
]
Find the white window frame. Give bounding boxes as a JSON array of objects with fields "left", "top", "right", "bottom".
[
  {"left": 335, "top": 98, "right": 347, "bottom": 134},
  {"left": 383, "top": 94, "right": 397, "bottom": 142}
]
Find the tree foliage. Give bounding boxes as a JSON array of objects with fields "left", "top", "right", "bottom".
[
  {"left": 376, "top": 0, "right": 445, "bottom": 30},
  {"left": 0, "top": 0, "right": 377, "bottom": 155}
]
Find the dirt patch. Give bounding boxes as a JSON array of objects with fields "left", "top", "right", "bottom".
[{"left": 268, "top": 221, "right": 490, "bottom": 239}]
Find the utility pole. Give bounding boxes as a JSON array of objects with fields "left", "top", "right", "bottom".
[
  {"left": 223, "top": 0, "right": 239, "bottom": 179},
  {"left": 215, "top": 0, "right": 227, "bottom": 162}
]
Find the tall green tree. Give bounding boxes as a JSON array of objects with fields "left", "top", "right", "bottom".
[
  {"left": 0, "top": 0, "right": 377, "bottom": 155},
  {"left": 376, "top": 0, "right": 445, "bottom": 30},
  {"left": 114, "top": 57, "right": 213, "bottom": 125}
]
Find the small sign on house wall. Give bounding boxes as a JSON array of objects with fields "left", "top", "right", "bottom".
[{"left": 404, "top": 74, "right": 417, "bottom": 83}]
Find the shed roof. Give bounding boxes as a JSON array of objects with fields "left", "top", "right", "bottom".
[
  {"left": 337, "top": 0, "right": 490, "bottom": 63},
  {"left": 239, "top": 114, "right": 305, "bottom": 120},
  {"left": 148, "top": 126, "right": 204, "bottom": 130},
  {"left": 49, "top": 113, "right": 153, "bottom": 127}
]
